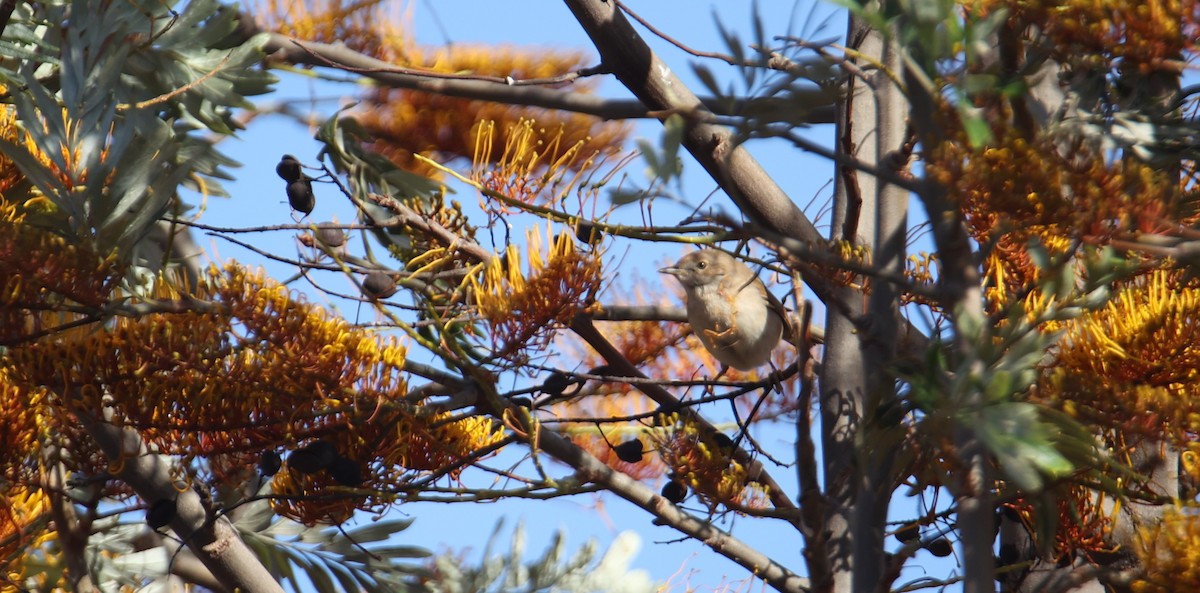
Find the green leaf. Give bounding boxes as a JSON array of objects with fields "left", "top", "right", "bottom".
[
  {"left": 976, "top": 402, "right": 1074, "bottom": 491},
  {"left": 661, "top": 114, "right": 685, "bottom": 177},
  {"left": 361, "top": 545, "right": 433, "bottom": 559},
  {"left": 295, "top": 555, "right": 336, "bottom": 593},
  {"left": 344, "top": 518, "right": 415, "bottom": 544},
  {"left": 959, "top": 106, "right": 994, "bottom": 148},
  {"left": 316, "top": 107, "right": 442, "bottom": 199},
  {"left": 1026, "top": 236, "right": 1052, "bottom": 269},
  {"left": 636, "top": 138, "right": 661, "bottom": 179},
  {"left": 325, "top": 558, "right": 363, "bottom": 593},
  {"left": 691, "top": 63, "right": 723, "bottom": 98},
  {"left": 984, "top": 370, "right": 1014, "bottom": 403}
]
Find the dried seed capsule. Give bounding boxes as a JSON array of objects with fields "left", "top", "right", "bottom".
[
  {"left": 362, "top": 271, "right": 397, "bottom": 299},
  {"left": 146, "top": 498, "right": 176, "bottom": 529},
  {"left": 613, "top": 439, "right": 644, "bottom": 463},
  {"left": 259, "top": 451, "right": 282, "bottom": 476},
  {"left": 661, "top": 480, "right": 687, "bottom": 504},
  {"left": 287, "top": 179, "right": 315, "bottom": 215},
  {"left": 315, "top": 224, "right": 346, "bottom": 247},
  {"left": 276, "top": 154, "right": 303, "bottom": 182}
]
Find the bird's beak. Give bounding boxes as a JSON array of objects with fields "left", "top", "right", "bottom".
[{"left": 659, "top": 266, "right": 681, "bottom": 276}]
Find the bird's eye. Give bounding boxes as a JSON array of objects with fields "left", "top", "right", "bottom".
[{"left": 696, "top": 261, "right": 707, "bottom": 269}]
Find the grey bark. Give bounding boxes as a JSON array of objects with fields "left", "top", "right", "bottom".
[
  {"left": 75, "top": 409, "right": 285, "bottom": 593},
  {"left": 821, "top": 14, "right": 908, "bottom": 593}
]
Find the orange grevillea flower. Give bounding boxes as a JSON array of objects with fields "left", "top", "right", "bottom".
[
  {"left": 472, "top": 118, "right": 623, "bottom": 210},
  {"left": 1001, "top": 488, "right": 1118, "bottom": 567},
  {"left": 361, "top": 60, "right": 627, "bottom": 180},
  {"left": 0, "top": 368, "right": 49, "bottom": 485},
  {"left": 1134, "top": 505, "right": 1200, "bottom": 593},
  {"left": 0, "top": 106, "right": 125, "bottom": 344},
  {"left": 966, "top": 0, "right": 1197, "bottom": 69},
  {"left": 472, "top": 226, "right": 602, "bottom": 365},
  {"left": 0, "top": 103, "right": 33, "bottom": 195},
  {"left": 0, "top": 486, "right": 52, "bottom": 586},
  {"left": 251, "top": 0, "right": 402, "bottom": 58},
  {"left": 1044, "top": 270, "right": 1200, "bottom": 437},
  {"left": 4, "top": 262, "right": 511, "bottom": 520},
  {"left": 251, "top": 0, "right": 628, "bottom": 178},
  {"left": 0, "top": 207, "right": 124, "bottom": 345},
  {"left": 652, "top": 417, "right": 767, "bottom": 510},
  {"left": 375, "top": 411, "right": 505, "bottom": 473},
  {"left": 270, "top": 467, "right": 365, "bottom": 526}
]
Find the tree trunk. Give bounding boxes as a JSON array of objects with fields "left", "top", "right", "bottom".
[{"left": 821, "top": 11, "right": 908, "bottom": 593}]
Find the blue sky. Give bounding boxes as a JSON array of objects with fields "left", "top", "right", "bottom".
[{"left": 193, "top": 1, "right": 955, "bottom": 590}]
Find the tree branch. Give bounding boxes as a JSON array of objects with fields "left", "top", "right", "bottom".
[
  {"left": 594, "top": 304, "right": 826, "bottom": 344},
  {"left": 569, "top": 316, "right": 804, "bottom": 522},
  {"left": 247, "top": 25, "right": 834, "bottom": 124},
  {"left": 558, "top": 0, "right": 929, "bottom": 359},
  {"left": 517, "top": 406, "right": 812, "bottom": 593},
  {"left": 560, "top": 0, "right": 826, "bottom": 244},
  {"left": 903, "top": 64, "right": 996, "bottom": 593},
  {"left": 73, "top": 407, "right": 285, "bottom": 593},
  {"left": 133, "top": 531, "right": 228, "bottom": 592}
]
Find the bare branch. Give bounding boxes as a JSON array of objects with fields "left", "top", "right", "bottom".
[
  {"left": 512, "top": 405, "right": 813, "bottom": 593},
  {"left": 560, "top": 0, "right": 824, "bottom": 244},
  {"left": 245, "top": 24, "right": 834, "bottom": 123},
  {"left": 569, "top": 316, "right": 805, "bottom": 523}
]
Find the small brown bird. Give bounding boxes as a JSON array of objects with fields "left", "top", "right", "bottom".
[{"left": 660, "top": 249, "right": 784, "bottom": 371}]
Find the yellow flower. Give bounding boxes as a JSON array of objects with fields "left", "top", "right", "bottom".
[
  {"left": 1134, "top": 506, "right": 1200, "bottom": 593},
  {"left": 472, "top": 226, "right": 602, "bottom": 365}
]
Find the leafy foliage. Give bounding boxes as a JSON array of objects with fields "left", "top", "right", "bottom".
[
  {"left": 2, "top": 0, "right": 1200, "bottom": 592},
  {"left": 0, "top": 0, "right": 273, "bottom": 260}
]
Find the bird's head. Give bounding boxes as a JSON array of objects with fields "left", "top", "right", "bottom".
[{"left": 659, "top": 250, "right": 731, "bottom": 289}]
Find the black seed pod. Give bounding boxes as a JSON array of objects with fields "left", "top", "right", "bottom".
[
  {"left": 894, "top": 522, "right": 920, "bottom": 543},
  {"left": 329, "top": 457, "right": 364, "bottom": 486},
  {"left": 574, "top": 220, "right": 601, "bottom": 244},
  {"left": 925, "top": 538, "right": 952, "bottom": 557},
  {"left": 289, "top": 440, "right": 337, "bottom": 474},
  {"left": 259, "top": 450, "right": 282, "bottom": 476},
  {"left": 287, "top": 449, "right": 321, "bottom": 474},
  {"left": 540, "top": 372, "right": 572, "bottom": 397},
  {"left": 661, "top": 480, "right": 687, "bottom": 504},
  {"left": 613, "top": 439, "right": 644, "bottom": 463},
  {"left": 276, "top": 154, "right": 303, "bottom": 182},
  {"left": 146, "top": 499, "right": 177, "bottom": 529},
  {"left": 287, "top": 179, "right": 315, "bottom": 215}
]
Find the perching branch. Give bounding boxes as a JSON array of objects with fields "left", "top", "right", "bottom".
[
  {"left": 594, "top": 304, "right": 827, "bottom": 344},
  {"left": 569, "top": 316, "right": 805, "bottom": 524}
]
